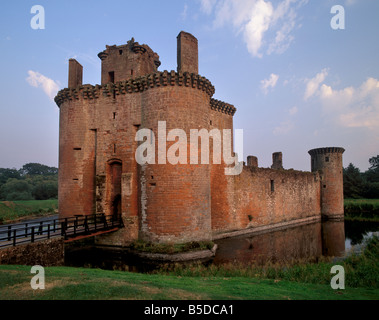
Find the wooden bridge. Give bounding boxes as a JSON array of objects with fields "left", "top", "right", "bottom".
[{"left": 0, "top": 214, "right": 123, "bottom": 248}]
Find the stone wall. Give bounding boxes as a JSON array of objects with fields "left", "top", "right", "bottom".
[
  {"left": 212, "top": 166, "right": 322, "bottom": 237},
  {"left": 0, "top": 238, "right": 64, "bottom": 266}
]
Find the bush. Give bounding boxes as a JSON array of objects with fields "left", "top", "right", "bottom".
[
  {"left": 0, "top": 179, "right": 33, "bottom": 201},
  {"left": 32, "top": 181, "right": 58, "bottom": 200}
]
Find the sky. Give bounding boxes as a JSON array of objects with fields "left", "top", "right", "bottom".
[{"left": 0, "top": 0, "right": 378, "bottom": 172}]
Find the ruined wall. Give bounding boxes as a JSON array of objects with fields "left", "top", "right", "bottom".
[
  {"left": 177, "top": 31, "right": 198, "bottom": 74},
  {"left": 212, "top": 165, "right": 322, "bottom": 237},
  {"left": 68, "top": 59, "right": 83, "bottom": 88},
  {"left": 98, "top": 40, "right": 160, "bottom": 85}
]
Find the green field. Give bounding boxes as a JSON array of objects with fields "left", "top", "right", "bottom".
[
  {"left": 0, "top": 236, "right": 378, "bottom": 300},
  {"left": 344, "top": 199, "right": 379, "bottom": 221},
  {"left": 0, "top": 264, "right": 377, "bottom": 300},
  {"left": 0, "top": 200, "right": 378, "bottom": 300},
  {"left": 0, "top": 200, "right": 58, "bottom": 224}
]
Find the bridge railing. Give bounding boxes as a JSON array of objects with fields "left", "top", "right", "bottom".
[{"left": 0, "top": 214, "right": 123, "bottom": 248}]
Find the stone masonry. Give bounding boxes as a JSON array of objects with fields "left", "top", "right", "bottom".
[{"left": 55, "top": 31, "right": 345, "bottom": 245}]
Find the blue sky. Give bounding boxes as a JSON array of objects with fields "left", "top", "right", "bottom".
[{"left": 0, "top": 0, "right": 378, "bottom": 172}]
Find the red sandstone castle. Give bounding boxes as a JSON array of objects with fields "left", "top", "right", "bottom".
[{"left": 55, "top": 31, "right": 344, "bottom": 245}]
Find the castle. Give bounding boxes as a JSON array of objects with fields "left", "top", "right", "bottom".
[{"left": 55, "top": 31, "right": 345, "bottom": 245}]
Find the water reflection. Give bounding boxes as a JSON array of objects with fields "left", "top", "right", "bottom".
[
  {"left": 213, "top": 221, "right": 346, "bottom": 266},
  {"left": 65, "top": 220, "right": 379, "bottom": 271},
  {"left": 345, "top": 220, "right": 379, "bottom": 246},
  {"left": 321, "top": 221, "right": 345, "bottom": 257},
  {"left": 344, "top": 220, "right": 379, "bottom": 254}
]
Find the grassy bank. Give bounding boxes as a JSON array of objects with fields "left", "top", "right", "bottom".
[
  {"left": 0, "top": 200, "right": 58, "bottom": 224},
  {"left": 129, "top": 240, "right": 214, "bottom": 254},
  {"left": 344, "top": 199, "right": 379, "bottom": 221},
  {"left": 0, "top": 236, "right": 378, "bottom": 300},
  {"left": 0, "top": 264, "right": 377, "bottom": 300},
  {"left": 155, "top": 236, "right": 379, "bottom": 289}
]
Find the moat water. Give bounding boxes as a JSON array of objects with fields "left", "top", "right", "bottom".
[{"left": 64, "top": 220, "right": 379, "bottom": 273}]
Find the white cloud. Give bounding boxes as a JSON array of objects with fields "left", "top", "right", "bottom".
[
  {"left": 181, "top": 4, "right": 188, "bottom": 20},
  {"left": 267, "top": 0, "right": 299, "bottom": 55},
  {"left": 304, "top": 69, "right": 379, "bottom": 133},
  {"left": 200, "top": 0, "right": 307, "bottom": 58},
  {"left": 319, "top": 77, "right": 379, "bottom": 131},
  {"left": 289, "top": 106, "right": 298, "bottom": 115},
  {"left": 345, "top": 0, "right": 356, "bottom": 6},
  {"left": 26, "top": 70, "right": 60, "bottom": 100},
  {"left": 273, "top": 105, "right": 298, "bottom": 135},
  {"left": 304, "top": 68, "right": 328, "bottom": 100},
  {"left": 273, "top": 119, "right": 294, "bottom": 135},
  {"left": 200, "top": 0, "right": 217, "bottom": 15},
  {"left": 261, "top": 73, "right": 279, "bottom": 94},
  {"left": 244, "top": 0, "right": 273, "bottom": 57}
]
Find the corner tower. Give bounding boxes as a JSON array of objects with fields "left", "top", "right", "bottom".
[
  {"left": 308, "top": 147, "right": 345, "bottom": 220},
  {"left": 98, "top": 38, "right": 161, "bottom": 84},
  {"left": 177, "top": 31, "right": 198, "bottom": 74}
]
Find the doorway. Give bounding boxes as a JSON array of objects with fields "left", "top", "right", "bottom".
[{"left": 108, "top": 160, "right": 122, "bottom": 218}]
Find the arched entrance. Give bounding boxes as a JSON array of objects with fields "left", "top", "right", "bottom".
[
  {"left": 112, "top": 194, "right": 121, "bottom": 217},
  {"left": 107, "top": 160, "right": 122, "bottom": 218}
]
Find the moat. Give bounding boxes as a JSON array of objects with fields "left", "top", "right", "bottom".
[{"left": 64, "top": 220, "right": 379, "bottom": 272}]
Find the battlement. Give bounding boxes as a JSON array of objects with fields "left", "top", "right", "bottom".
[
  {"left": 308, "top": 147, "right": 345, "bottom": 156},
  {"left": 210, "top": 98, "right": 236, "bottom": 116},
  {"left": 55, "top": 70, "right": 216, "bottom": 106}
]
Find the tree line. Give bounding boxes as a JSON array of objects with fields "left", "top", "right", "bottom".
[
  {"left": 0, "top": 163, "right": 58, "bottom": 201},
  {"left": 1, "top": 156, "right": 377, "bottom": 201},
  {"left": 343, "top": 155, "right": 379, "bottom": 199}
]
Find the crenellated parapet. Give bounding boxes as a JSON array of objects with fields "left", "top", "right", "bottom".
[
  {"left": 308, "top": 147, "right": 345, "bottom": 156},
  {"left": 55, "top": 71, "right": 216, "bottom": 107},
  {"left": 210, "top": 98, "right": 236, "bottom": 116}
]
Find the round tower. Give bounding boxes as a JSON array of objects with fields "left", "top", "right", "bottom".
[{"left": 308, "top": 147, "right": 345, "bottom": 220}]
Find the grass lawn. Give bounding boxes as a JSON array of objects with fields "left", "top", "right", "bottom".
[
  {"left": 0, "top": 264, "right": 377, "bottom": 300},
  {"left": 0, "top": 201, "right": 377, "bottom": 300},
  {"left": 345, "top": 199, "right": 379, "bottom": 206},
  {"left": 344, "top": 199, "right": 379, "bottom": 221},
  {"left": 0, "top": 200, "right": 58, "bottom": 224}
]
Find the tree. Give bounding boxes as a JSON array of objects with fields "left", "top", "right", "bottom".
[
  {"left": 0, "top": 168, "right": 21, "bottom": 184},
  {"left": 343, "top": 163, "right": 364, "bottom": 199},
  {"left": 32, "top": 181, "right": 58, "bottom": 200},
  {"left": 365, "top": 155, "right": 379, "bottom": 183},
  {"left": 0, "top": 163, "right": 58, "bottom": 200},
  {"left": 0, "top": 168, "right": 22, "bottom": 199},
  {"left": 0, "top": 179, "right": 33, "bottom": 201},
  {"left": 369, "top": 155, "right": 379, "bottom": 170},
  {"left": 20, "top": 163, "right": 58, "bottom": 176},
  {"left": 362, "top": 182, "right": 379, "bottom": 199}
]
